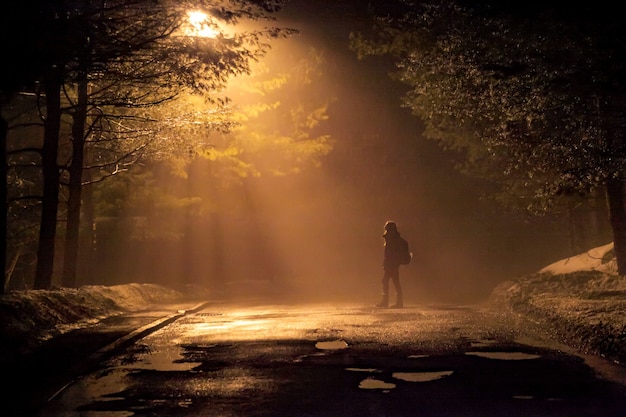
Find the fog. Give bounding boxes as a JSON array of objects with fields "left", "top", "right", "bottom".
[{"left": 89, "top": 0, "right": 605, "bottom": 305}]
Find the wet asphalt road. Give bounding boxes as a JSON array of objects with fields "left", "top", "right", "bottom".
[{"left": 36, "top": 301, "right": 626, "bottom": 416}]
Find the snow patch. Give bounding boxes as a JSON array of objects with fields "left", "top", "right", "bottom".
[{"left": 539, "top": 243, "right": 616, "bottom": 274}]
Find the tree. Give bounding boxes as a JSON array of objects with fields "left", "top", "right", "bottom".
[
  {"left": 0, "top": 117, "right": 6, "bottom": 292},
  {"left": 218, "top": 47, "right": 333, "bottom": 177},
  {"left": 87, "top": 46, "right": 333, "bottom": 286},
  {"left": 0, "top": 0, "right": 59, "bottom": 293},
  {"left": 59, "top": 0, "right": 294, "bottom": 288},
  {"left": 352, "top": 1, "right": 626, "bottom": 273}
]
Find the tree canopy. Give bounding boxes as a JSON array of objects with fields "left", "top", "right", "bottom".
[
  {"left": 1, "top": 0, "right": 299, "bottom": 290},
  {"left": 351, "top": 1, "right": 626, "bottom": 271},
  {"left": 353, "top": 2, "right": 625, "bottom": 206}
]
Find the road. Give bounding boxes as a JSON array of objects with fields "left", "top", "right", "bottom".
[{"left": 38, "top": 300, "right": 626, "bottom": 417}]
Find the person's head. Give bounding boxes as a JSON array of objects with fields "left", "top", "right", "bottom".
[{"left": 384, "top": 221, "right": 398, "bottom": 233}]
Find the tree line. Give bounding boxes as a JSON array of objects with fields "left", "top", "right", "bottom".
[
  {"left": 4, "top": 0, "right": 624, "bottom": 293},
  {"left": 1, "top": 0, "right": 333, "bottom": 293},
  {"left": 352, "top": 0, "right": 626, "bottom": 273}
]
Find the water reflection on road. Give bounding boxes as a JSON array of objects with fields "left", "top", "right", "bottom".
[{"left": 39, "top": 301, "right": 626, "bottom": 417}]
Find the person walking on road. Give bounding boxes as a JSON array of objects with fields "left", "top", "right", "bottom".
[{"left": 377, "top": 220, "right": 410, "bottom": 308}]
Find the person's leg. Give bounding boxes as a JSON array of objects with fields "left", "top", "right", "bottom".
[
  {"left": 377, "top": 270, "right": 390, "bottom": 307},
  {"left": 390, "top": 269, "right": 403, "bottom": 308}
]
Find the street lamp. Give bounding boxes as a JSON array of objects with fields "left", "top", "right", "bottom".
[{"left": 185, "top": 11, "right": 221, "bottom": 38}]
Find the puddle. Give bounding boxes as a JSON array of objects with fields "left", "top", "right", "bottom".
[
  {"left": 40, "top": 369, "right": 132, "bottom": 416},
  {"left": 346, "top": 368, "right": 380, "bottom": 373},
  {"left": 470, "top": 339, "right": 498, "bottom": 348},
  {"left": 294, "top": 352, "right": 327, "bottom": 362},
  {"left": 393, "top": 371, "right": 453, "bottom": 382},
  {"left": 358, "top": 377, "right": 396, "bottom": 390},
  {"left": 465, "top": 351, "right": 541, "bottom": 360},
  {"left": 315, "top": 340, "right": 348, "bottom": 350},
  {"left": 133, "top": 344, "right": 198, "bottom": 371}
]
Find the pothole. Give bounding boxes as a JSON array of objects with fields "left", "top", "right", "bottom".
[
  {"left": 465, "top": 351, "right": 541, "bottom": 360},
  {"left": 315, "top": 340, "right": 348, "bottom": 350},
  {"left": 346, "top": 367, "right": 380, "bottom": 373},
  {"left": 392, "top": 371, "right": 453, "bottom": 382},
  {"left": 358, "top": 377, "right": 396, "bottom": 390}
]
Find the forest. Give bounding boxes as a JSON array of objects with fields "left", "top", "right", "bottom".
[{"left": 2, "top": 1, "right": 623, "bottom": 302}]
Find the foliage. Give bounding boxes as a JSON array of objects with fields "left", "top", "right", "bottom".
[
  {"left": 58, "top": 0, "right": 297, "bottom": 183},
  {"left": 218, "top": 47, "right": 333, "bottom": 178},
  {"left": 92, "top": 46, "right": 334, "bottom": 243},
  {"left": 1, "top": 0, "right": 296, "bottom": 288},
  {"left": 351, "top": 1, "right": 626, "bottom": 215}
]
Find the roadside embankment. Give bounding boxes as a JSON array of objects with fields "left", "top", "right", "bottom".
[{"left": 489, "top": 271, "right": 626, "bottom": 365}]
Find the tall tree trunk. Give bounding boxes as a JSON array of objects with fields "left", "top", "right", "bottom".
[
  {"left": 0, "top": 116, "right": 7, "bottom": 294},
  {"left": 80, "top": 148, "right": 95, "bottom": 283},
  {"left": 605, "top": 176, "right": 626, "bottom": 275},
  {"left": 33, "top": 74, "right": 62, "bottom": 290},
  {"left": 62, "top": 77, "right": 88, "bottom": 287}
]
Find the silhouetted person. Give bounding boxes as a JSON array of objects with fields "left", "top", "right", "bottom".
[{"left": 377, "top": 220, "right": 408, "bottom": 308}]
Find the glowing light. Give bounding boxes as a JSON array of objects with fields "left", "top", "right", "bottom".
[{"left": 186, "top": 11, "right": 220, "bottom": 38}]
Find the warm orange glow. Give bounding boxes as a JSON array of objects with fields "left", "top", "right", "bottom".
[{"left": 186, "top": 11, "right": 220, "bottom": 38}]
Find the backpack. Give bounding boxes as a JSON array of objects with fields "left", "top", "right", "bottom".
[{"left": 399, "top": 237, "right": 412, "bottom": 265}]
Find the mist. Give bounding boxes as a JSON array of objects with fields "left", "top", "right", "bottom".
[{"left": 85, "top": 0, "right": 607, "bottom": 305}]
